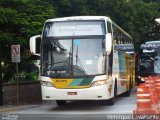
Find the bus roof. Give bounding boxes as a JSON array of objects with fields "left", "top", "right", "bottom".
[
  {"left": 46, "top": 16, "right": 111, "bottom": 22},
  {"left": 141, "top": 40, "right": 160, "bottom": 49},
  {"left": 146, "top": 41, "right": 160, "bottom": 44}
]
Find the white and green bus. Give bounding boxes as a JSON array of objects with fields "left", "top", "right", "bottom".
[{"left": 30, "top": 16, "right": 135, "bottom": 106}]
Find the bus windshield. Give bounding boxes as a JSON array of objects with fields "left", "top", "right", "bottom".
[
  {"left": 41, "top": 38, "right": 105, "bottom": 77},
  {"left": 139, "top": 48, "right": 160, "bottom": 75},
  {"left": 43, "top": 21, "right": 105, "bottom": 37}
]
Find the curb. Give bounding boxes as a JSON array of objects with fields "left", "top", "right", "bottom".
[
  {"left": 0, "top": 108, "right": 17, "bottom": 112},
  {"left": 0, "top": 105, "right": 41, "bottom": 113}
]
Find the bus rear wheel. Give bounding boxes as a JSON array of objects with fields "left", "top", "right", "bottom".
[
  {"left": 56, "top": 100, "right": 67, "bottom": 106},
  {"left": 123, "top": 80, "right": 132, "bottom": 97}
]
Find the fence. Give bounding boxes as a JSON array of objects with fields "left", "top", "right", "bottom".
[{"left": 3, "top": 81, "right": 42, "bottom": 105}]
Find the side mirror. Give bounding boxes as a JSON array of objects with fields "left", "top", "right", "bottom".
[
  {"left": 30, "top": 35, "right": 41, "bottom": 56},
  {"left": 105, "top": 33, "right": 112, "bottom": 54}
]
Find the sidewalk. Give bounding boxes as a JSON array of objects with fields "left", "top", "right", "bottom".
[{"left": 0, "top": 104, "right": 41, "bottom": 113}]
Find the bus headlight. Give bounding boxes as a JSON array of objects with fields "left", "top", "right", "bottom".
[
  {"left": 91, "top": 80, "right": 106, "bottom": 87},
  {"left": 40, "top": 81, "right": 54, "bottom": 87}
]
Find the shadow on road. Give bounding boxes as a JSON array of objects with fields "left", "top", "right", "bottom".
[{"left": 47, "top": 88, "right": 137, "bottom": 113}]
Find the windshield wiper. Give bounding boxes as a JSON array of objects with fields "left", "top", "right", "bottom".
[{"left": 75, "top": 45, "right": 88, "bottom": 75}]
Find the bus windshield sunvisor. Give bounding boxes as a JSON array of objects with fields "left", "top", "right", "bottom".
[{"left": 43, "top": 21, "right": 105, "bottom": 37}]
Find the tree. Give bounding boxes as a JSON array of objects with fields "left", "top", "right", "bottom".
[
  {"left": 0, "top": 0, "right": 55, "bottom": 82},
  {"left": 129, "top": 0, "right": 160, "bottom": 49}
]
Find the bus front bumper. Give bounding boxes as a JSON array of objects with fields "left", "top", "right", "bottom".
[{"left": 41, "top": 85, "right": 113, "bottom": 100}]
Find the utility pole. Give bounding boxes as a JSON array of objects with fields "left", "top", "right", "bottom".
[{"left": 0, "top": 44, "right": 3, "bottom": 105}]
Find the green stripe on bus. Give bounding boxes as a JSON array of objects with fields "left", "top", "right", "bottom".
[
  {"left": 68, "top": 79, "right": 84, "bottom": 86},
  {"left": 79, "top": 78, "right": 94, "bottom": 86},
  {"left": 68, "top": 78, "right": 94, "bottom": 86}
]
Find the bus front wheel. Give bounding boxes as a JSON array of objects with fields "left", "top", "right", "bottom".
[
  {"left": 56, "top": 100, "right": 67, "bottom": 106},
  {"left": 107, "top": 81, "right": 117, "bottom": 105}
]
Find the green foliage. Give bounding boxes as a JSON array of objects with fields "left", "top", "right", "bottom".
[
  {"left": 129, "top": 0, "right": 159, "bottom": 47},
  {"left": 8, "top": 70, "right": 39, "bottom": 84},
  {"left": 0, "top": 0, "right": 55, "bottom": 82},
  {"left": 53, "top": 0, "right": 159, "bottom": 49}
]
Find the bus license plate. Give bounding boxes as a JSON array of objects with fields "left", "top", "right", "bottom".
[{"left": 67, "top": 92, "right": 77, "bottom": 95}]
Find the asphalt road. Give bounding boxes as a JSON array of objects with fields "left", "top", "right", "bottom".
[{"left": 1, "top": 88, "right": 137, "bottom": 120}]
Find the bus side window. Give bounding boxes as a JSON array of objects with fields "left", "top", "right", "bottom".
[
  {"left": 108, "top": 51, "right": 113, "bottom": 76},
  {"left": 107, "top": 21, "right": 112, "bottom": 34},
  {"left": 107, "top": 21, "right": 113, "bottom": 75},
  {"left": 113, "top": 24, "right": 118, "bottom": 44}
]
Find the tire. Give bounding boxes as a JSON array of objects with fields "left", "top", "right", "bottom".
[
  {"left": 123, "top": 80, "right": 132, "bottom": 97},
  {"left": 107, "top": 81, "right": 117, "bottom": 105},
  {"left": 56, "top": 100, "right": 67, "bottom": 106}
]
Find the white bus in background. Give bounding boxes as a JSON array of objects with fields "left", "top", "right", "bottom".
[{"left": 30, "top": 16, "right": 135, "bottom": 106}]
